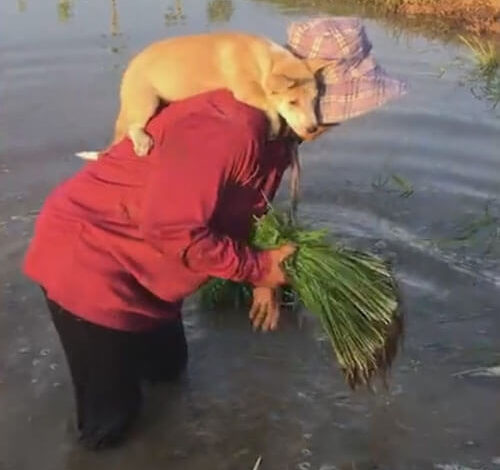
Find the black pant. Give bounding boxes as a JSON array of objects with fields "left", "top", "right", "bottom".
[{"left": 45, "top": 294, "right": 188, "bottom": 450}]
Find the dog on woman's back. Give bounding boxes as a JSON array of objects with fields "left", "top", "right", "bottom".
[{"left": 77, "top": 31, "right": 329, "bottom": 160}]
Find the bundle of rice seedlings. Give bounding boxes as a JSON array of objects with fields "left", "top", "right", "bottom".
[
  {"left": 199, "top": 278, "right": 253, "bottom": 310},
  {"left": 198, "top": 208, "right": 403, "bottom": 389}
]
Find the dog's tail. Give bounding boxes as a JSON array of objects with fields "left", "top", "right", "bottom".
[{"left": 75, "top": 151, "right": 100, "bottom": 161}]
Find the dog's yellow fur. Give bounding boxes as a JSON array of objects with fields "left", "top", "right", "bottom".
[{"left": 112, "top": 31, "right": 329, "bottom": 156}]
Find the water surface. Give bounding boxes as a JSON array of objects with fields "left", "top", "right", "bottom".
[{"left": 1, "top": 1, "right": 499, "bottom": 469}]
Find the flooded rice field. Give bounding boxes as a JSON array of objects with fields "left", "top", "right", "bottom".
[{"left": 1, "top": 0, "right": 499, "bottom": 469}]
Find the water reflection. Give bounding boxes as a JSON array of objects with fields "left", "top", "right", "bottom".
[
  {"left": 9, "top": 0, "right": 500, "bottom": 114},
  {"left": 108, "top": 0, "right": 127, "bottom": 62},
  {"left": 111, "top": 0, "right": 119, "bottom": 37},
  {"left": 16, "top": 0, "right": 27, "bottom": 13},
  {"left": 57, "top": 0, "right": 73, "bottom": 23},
  {"left": 12, "top": 0, "right": 498, "bottom": 45},
  {"left": 164, "top": 0, "right": 186, "bottom": 26},
  {"left": 207, "top": 0, "right": 234, "bottom": 23}
]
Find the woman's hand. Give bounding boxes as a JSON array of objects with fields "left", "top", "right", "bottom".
[
  {"left": 249, "top": 287, "right": 280, "bottom": 332},
  {"left": 254, "top": 244, "right": 296, "bottom": 288}
]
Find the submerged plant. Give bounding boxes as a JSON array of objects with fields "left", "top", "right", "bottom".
[
  {"left": 198, "top": 208, "right": 403, "bottom": 389},
  {"left": 372, "top": 173, "right": 414, "bottom": 198},
  {"left": 390, "top": 174, "right": 414, "bottom": 198},
  {"left": 436, "top": 201, "right": 500, "bottom": 255},
  {"left": 470, "top": 73, "right": 500, "bottom": 109},
  {"left": 453, "top": 204, "right": 498, "bottom": 243}
]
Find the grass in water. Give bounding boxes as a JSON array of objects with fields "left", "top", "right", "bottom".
[
  {"left": 452, "top": 206, "right": 498, "bottom": 243},
  {"left": 459, "top": 35, "right": 499, "bottom": 76},
  {"left": 372, "top": 173, "right": 414, "bottom": 198},
  {"left": 437, "top": 201, "right": 500, "bottom": 255},
  {"left": 198, "top": 208, "right": 403, "bottom": 389},
  {"left": 470, "top": 74, "right": 500, "bottom": 109},
  {"left": 459, "top": 35, "right": 500, "bottom": 109}
]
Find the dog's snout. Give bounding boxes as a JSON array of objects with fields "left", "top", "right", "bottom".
[{"left": 307, "top": 125, "right": 318, "bottom": 134}]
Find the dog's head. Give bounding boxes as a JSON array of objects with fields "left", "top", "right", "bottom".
[{"left": 265, "top": 57, "right": 330, "bottom": 138}]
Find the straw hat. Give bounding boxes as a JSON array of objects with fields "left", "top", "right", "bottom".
[{"left": 287, "top": 17, "right": 407, "bottom": 124}]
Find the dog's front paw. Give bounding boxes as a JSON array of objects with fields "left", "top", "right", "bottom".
[
  {"left": 133, "top": 132, "right": 153, "bottom": 157},
  {"left": 129, "top": 126, "right": 153, "bottom": 157}
]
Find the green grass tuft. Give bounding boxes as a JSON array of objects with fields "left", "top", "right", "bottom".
[{"left": 459, "top": 35, "right": 499, "bottom": 76}]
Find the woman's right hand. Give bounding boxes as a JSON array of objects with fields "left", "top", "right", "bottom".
[
  {"left": 255, "top": 244, "right": 296, "bottom": 288},
  {"left": 249, "top": 286, "right": 280, "bottom": 332}
]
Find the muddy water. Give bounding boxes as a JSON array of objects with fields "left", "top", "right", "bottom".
[{"left": 1, "top": 1, "right": 500, "bottom": 469}]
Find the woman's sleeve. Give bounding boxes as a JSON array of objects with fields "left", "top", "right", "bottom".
[{"left": 140, "top": 116, "right": 270, "bottom": 284}]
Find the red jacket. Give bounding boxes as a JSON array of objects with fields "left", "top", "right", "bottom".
[{"left": 23, "top": 90, "right": 293, "bottom": 331}]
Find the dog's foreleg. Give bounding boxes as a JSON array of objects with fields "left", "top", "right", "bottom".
[
  {"left": 118, "top": 73, "right": 160, "bottom": 157},
  {"left": 128, "top": 124, "right": 155, "bottom": 157}
]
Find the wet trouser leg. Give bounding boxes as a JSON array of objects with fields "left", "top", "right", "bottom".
[{"left": 44, "top": 294, "right": 187, "bottom": 450}]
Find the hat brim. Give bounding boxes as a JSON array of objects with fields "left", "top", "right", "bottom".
[{"left": 317, "top": 65, "right": 408, "bottom": 124}]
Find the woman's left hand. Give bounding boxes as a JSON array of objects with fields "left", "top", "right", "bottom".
[{"left": 249, "top": 287, "right": 280, "bottom": 332}]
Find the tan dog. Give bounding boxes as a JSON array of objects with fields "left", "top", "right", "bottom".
[{"left": 109, "top": 31, "right": 329, "bottom": 156}]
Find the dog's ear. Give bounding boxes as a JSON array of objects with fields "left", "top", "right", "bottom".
[
  {"left": 303, "top": 58, "right": 331, "bottom": 74},
  {"left": 266, "top": 74, "right": 297, "bottom": 94}
]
